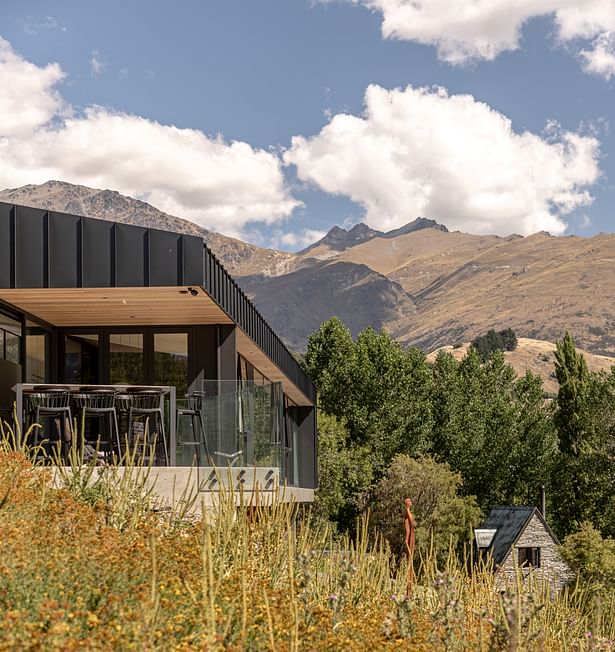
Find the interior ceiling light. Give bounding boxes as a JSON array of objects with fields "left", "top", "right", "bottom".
[{"left": 188, "top": 287, "right": 198, "bottom": 296}]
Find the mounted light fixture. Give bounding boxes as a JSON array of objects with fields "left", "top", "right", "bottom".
[{"left": 188, "top": 287, "right": 199, "bottom": 297}]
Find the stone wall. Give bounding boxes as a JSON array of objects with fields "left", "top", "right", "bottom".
[{"left": 498, "top": 513, "right": 574, "bottom": 592}]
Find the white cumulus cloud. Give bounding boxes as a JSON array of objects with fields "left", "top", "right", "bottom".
[
  {"left": 580, "top": 31, "right": 615, "bottom": 79},
  {"left": 0, "top": 38, "right": 66, "bottom": 138},
  {"left": 284, "top": 84, "right": 601, "bottom": 236},
  {"left": 0, "top": 37, "right": 300, "bottom": 237},
  {"left": 348, "top": 0, "right": 615, "bottom": 77}
]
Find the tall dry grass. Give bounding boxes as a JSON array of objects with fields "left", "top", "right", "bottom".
[{"left": 0, "top": 418, "right": 612, "bottom": 650}]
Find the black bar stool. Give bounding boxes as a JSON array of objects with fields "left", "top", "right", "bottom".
[
  {"left": 114, "top": 393, "right": 132, "bottom": 447},
  {"left": 127, "top": 388, "right": 169, "bottom": 465},
  {"left": 72, "top": 388, "right": 121, "bottom": 462},
  {"left": 25, "top": 387, "right": 73, "bottom": 459},
  {"left": 176, "top": 392, "right": 210, "bottom": 466}
]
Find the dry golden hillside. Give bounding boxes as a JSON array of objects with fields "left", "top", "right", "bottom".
[{"left": 427, "top": 337, "right": 615, "bottom": 394}]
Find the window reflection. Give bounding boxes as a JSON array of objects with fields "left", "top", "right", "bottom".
[
  {"left": 26, "top": 333, "right": 47, "bottom": 383},
  {"left": 109, "top": 334, "right": 144, "bottom": 385},
  {"left": 0, "top": 313, "right": 21, "bottom": 364},
  {"left": 64, "top": 334, "right": 99, "bottom": 384},
  {"left": 154, "top": 333, "right": 188, "bottom": 396}
]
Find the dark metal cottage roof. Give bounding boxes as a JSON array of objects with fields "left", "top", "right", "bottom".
[
  {"left": 0, "top": 201, "right": 315, "bottom": 403},
  {"left": 480, "top": 506, "right": 537, "bottom": 566}
]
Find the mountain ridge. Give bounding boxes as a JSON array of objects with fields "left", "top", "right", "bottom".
[{"left": 2, "top": 180, "right": 615, "bottom": 358}]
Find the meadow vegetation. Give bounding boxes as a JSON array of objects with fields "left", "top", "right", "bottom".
[
  {"left": 0, "top": 442, "right": 613, "bottom": 650},
  {"left": 0, "top": 322, "right": 614, "bottom": 649}
]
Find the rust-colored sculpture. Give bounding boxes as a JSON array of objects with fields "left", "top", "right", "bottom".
[{"left": 404, "top": 497, "right": 416, "bottom": 596}]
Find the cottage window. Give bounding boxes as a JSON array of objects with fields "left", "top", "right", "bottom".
[{"left": 518, "top": 547, "right": 541, "bottom": 568}]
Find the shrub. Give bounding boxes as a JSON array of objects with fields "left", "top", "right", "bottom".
[{"left": 367, "top": 455, "right": 482, "bottom": 565}]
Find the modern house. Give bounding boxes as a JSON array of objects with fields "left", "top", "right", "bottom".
[
  {"left": 474, "top": 506, "right": 572, "bottom": 591},
  {"left": 0, "top": 202, "right": 317, "bottom": 502}
]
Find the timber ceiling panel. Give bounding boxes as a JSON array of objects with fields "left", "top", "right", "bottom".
[{"left": 0, "top": 287, "right": 233, "bottom": 327}]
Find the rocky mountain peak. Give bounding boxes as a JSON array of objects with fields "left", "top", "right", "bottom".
[
  {"left": 299, "top": 222, "right": 381, "bottom": 254},
  {"left": 384, "top": 217, "right": 448, "bottom": 238},
  {"left": 300, "top": 217, "right": 448, "bottom": 255}
]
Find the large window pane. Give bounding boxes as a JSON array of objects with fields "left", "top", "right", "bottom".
[
  {"left": 64, "top": 334, "right": 99, "bottom": 384},
  {"left": 154, "top": 333, "right": 188, "bottom": 395},
  {"left": 26, "top": 334, "right": 47, "bottom": 383},
  {"left": 109, "top": 334, "right": 143, "bottom": 385}
]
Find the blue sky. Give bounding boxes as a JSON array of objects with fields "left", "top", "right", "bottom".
[{"left": 0, "top": 0, "right": 614, "bottom": 249}]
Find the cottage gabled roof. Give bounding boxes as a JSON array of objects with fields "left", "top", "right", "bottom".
[{"left": 479, "top": 506, "right": 544, "bottom": 566}]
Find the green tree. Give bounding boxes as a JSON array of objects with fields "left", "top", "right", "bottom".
[
  {"left": 368, "top": 455, "right": 482, "bottom": 565},
  {"left": 312, "top": 412, "right": 374, "bottom": 530},
  {"left": 554, "top": 332, "right": 589, "bottom": 460},
  {"left": 429, "top": 349, "right": 555, "bottom": 511},
  {"left": 471, "top": 329, "right": 504, "bottom": 362},
  {"left": 499, "top": 328, "right": 518, "bottom": 352},
  {"left": 345, "top": 328, "right": 432, "bottom": 470},
  {"left": 303, "top": 317, "right": 354, "bottom": 418},
  {"left": 471, "top": 328, "right": 518, "bottom": 361},
  {"left": 304, "top": 320, "right": 432, "bottom": 475},
  {"left": 561, "top": 522, "right": 615, "bottom": 599},
  {"left": 552, "top": 333, "right": 615, "bottom": 536}
]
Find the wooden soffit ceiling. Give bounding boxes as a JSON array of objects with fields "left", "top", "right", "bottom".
[{"left": 0, "top": 286, "right": 233, "bottom": 327}]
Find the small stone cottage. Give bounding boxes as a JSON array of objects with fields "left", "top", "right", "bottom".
[{"left": 474, "top": 506, "right": 573, "bottom": 591}]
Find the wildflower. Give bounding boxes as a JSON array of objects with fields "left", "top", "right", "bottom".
[{"left": 87, "top": 613, "right": 100, "bottom": 627}]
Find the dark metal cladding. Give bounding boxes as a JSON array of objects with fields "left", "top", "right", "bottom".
[
  {"left": 82, "top": 217, "right": 113, "bottom": 287},
  {"left": 48, "top": 211, "right": 81, "bottom": 287},
  {"left": 0, "top": 203, "right": 12, "bottom": 287},
  {"left": 15, "top": 205, "right": 46, "bottom": 288},
  {"left": 183, "top": 234, "right": 204, "bottom": 286},
  {"left": 149, "top": 230, "right": 181, "bottom": 286},
  {"left": 289, "top": 405, "right": 317, "bottom": 489},
  {"left": 115, "top": 223, "right": 147, "bottom": 287}
]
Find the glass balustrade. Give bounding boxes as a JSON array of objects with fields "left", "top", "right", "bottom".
[{"left": 175, "top": 380, "right": 285, "bottom": 480}]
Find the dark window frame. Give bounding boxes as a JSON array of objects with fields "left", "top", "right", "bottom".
[
  {"left": 0, "top": 304, "right": 24, "bottom": 369},
  {"left": 518, "top": 546, "right": 541, "bottom": 568}
]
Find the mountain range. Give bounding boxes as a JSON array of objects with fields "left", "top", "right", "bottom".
[{"left": 2, "top": 180, "right": 615, "bottom": 359}]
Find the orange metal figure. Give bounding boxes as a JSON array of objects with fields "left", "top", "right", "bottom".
[{"left": 404, "top": 497, "right": 416, "bottom": 595}]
